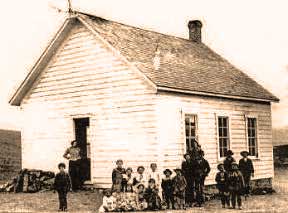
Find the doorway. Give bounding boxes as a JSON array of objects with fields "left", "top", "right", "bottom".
[{"left": 74, "top": 117, "right": 90, "bottom": 182}]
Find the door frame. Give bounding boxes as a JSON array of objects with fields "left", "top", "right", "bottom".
[{"left": 67, "top": 113, "right": 94, "bottom": 182}]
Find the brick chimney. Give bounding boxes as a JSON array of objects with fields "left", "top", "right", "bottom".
[{"left": 188, "top": 20, "right": 202, "bottom": 43}]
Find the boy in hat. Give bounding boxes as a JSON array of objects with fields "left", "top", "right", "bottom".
[
  {"left": 161, "top": 169, "right": 174, "bottom": 209},
  {"left": 215, "top": 163, "right": 230, "bottom": 208},
  {"left": 228, "top": 162, "right": 244, "bottom": 210},
  {"left": 173, "top": 168, "right": 187, "bottom": 210},
  {"left": 239, "top": 151, "right": 254, "bottom": 198},
  {"left": 181, "top": 153, "right": 196, "bottom": 207},
  {"left": 144, "top": 178, "right": 162, "bottom": 210},
  {"left": 54, "top": 163, "right": 71, "bottom": 212},
  {"left": 224, "top": 150, "right": 236, "bottom": 173},
  {"left": 111, "top": 159, "right": 126, "bottom": 192},
  {"left": 194, "top": 151, "right": 210, "bottom": 207}
]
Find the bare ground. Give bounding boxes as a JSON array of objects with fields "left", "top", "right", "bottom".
[{"left": 0, "top": 168, "right": 288, "bottom": 213}]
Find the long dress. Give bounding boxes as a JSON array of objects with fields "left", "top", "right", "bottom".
[
  {"left": 63, "top": 146, "right": 82, "bottom": 190},
  {"left": 111, "top": 167, "right": 126, "bottom": 192}
]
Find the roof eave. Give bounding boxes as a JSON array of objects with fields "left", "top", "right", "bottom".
[
  {"left": 9, "top": 16, "right": 77, "bottom": 106},
  {"left": 157, "top": 86, "right": 280, "bottom": 103}
]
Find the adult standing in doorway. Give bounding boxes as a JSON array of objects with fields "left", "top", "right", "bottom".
[
  {"left": 181, "top": 153, "right": 196, "bottom": 207},
  {"left": 63, "top": 140, "right": 82, "bottom": 191}
]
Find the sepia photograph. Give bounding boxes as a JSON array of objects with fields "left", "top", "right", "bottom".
[{"left": 0, "top": 0, "right": 288, "bottom": 212}]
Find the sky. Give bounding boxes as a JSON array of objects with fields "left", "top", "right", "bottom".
[{"left": 0, "top": 0, "right": 288, "bottom": 130}]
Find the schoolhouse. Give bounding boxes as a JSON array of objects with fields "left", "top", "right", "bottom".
[{"left": 9, "top": 11, "right": 279, "bottom": 188}]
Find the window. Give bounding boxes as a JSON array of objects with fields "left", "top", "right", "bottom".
[
  {"left": 247, "top": 117, "right": 258, "bottom": 157},
  {"left": 218, "top": 116, "right": 230, "bottom": 157},
  {"left": 185, "top": 115, "right": 197, "bottom": 152}
]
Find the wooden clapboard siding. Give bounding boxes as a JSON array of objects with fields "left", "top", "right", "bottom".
[
  {"left": 21, "top": 21, "right": 157, "bottom": 188},
  {"left": 156, "top": 92, "right": 273, "bottom": 185}
]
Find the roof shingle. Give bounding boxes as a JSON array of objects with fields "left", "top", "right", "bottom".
[{"left": 80, "top": 13, "right": 279, "bottom": 102}]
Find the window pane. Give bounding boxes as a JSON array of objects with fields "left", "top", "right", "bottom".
[
  {"left": 223, "top": 128, "right": 228, "bottom": 137},
  {"left": 191, "top": 128, "right": 196, "bottom": 137},
  {"left": 222, "top": 118, "right": 227, "bottom": 127},
  {"left": 185, "top": 115, "right": 197, "bottom": 151},
  {"left": 218, "top": 117, "right": 223, "bottom": 127},
  {"left": 218, "top": 116, "right": 230, "bottom": 157},
  {"left": 247, "top": 118, "right": 257, "bottom": 156}
]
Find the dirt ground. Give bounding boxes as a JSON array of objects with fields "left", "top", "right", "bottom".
[{"left": 0, "top": 168, "right": 288, "bottom": 213}]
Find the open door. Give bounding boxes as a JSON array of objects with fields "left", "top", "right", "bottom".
[{"left": 74, "top": 117, "right": 90, "bottom": 183}]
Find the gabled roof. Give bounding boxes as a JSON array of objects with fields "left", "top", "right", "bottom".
[{"left": 9, "top": 12, "right": 279, "bottom": 106}]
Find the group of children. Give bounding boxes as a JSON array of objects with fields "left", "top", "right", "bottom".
[
  {"left": 52, "top": 149, "right": 254, "bottom": 212},
  {"left": 215, "top": 150, "right": 254, "bottom": 210},
  {"left": 100, "top": 158, "right": 207, "bottom": 212}
]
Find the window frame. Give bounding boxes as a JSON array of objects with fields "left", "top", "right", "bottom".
[
  {"left": 245, "top": 115, "right": 259, "bottom": 159},
  {"left": 215, "top": 113, "right": 232, "bottom": 160},
  {"left": 183, "top": 113, "right": 198, "bottom": 154}
]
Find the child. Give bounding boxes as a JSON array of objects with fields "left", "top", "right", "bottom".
[
  {"left": 215, "top": 163, "right": 230, "bottom": 208},
  {"left": 173, "top": 168, "right": 187, "bottom": 210},
  {"left": 224, "top": 150, "right": 236, "bottom": 173},
  {"left": 133, "top": 166, "right": 147, "bottom": 188},
  {"left": 239, "top": 151, "right": 254, "bottom": 198},
  {"left": 228, "top": 162, "right": 244, "bottom": 210},
  {"left": 99, "top": 189, "right": 117, "bottom": 213},
  {"left": 54, "top": 163, "right": 71, "bottom": 212},
  {"left": 111, "top": 159, "right": 126, "bottom": 192},
  {"left": 135, "top": 184, "right": 148, "bottom": 211},
  {"left": 122, "top": 167, "right": 134, "bottom": 192},
  {"left": 147, "top": 163, "right": 161, "bottom": 189},
  {"left": 161, "top": 169, "right": 174, "bottom": 209},
  {"left": 144, "top": 178, "right": 162, "bottom": 210}
]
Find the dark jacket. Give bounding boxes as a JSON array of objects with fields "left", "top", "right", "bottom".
[
  {"left": 239, "top": 158, "right": 254, "bottom": 176},
  {"left": 181, "top": 160, "right": 195, "bottom": 178},
  {"left": 161, "top": 178, "right": 174, "bottom": 195},
  {"left": 224, "top": 156, "right": 236, "bottom": 172},
  {"left": 194, "top": 158, "right": 211, "bottom": 178},
  {"left": 54, "top": 172, "right": 71, "bottom": 192},
  {"left": 227, "top": 170, "right": 244, "bottom": 192},
  {"left": 112, "top": 167, "right": 126, "bottom": 184},
  {"left": 215, "top": 171, "right": 228, "bottom": 191}
]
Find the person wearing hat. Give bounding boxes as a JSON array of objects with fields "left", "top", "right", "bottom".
[
  {"left": 239, "top": 151, "right": 254, "bottom": 198},
  {"left": 161, "top": 169, "right": 174, "bottom": 209},
  {"left": 181, "top": 153, "right": 196, "bottom": 207},
  {"left": 63, "top": 140, "right": 82, "bottom": 191},
  {"left": 194, "top": 151, "right": 210, "bottom": 207},
  {"left": 173, "top": 168, "right": 187, "bottom": 209},
  {"left": 227, "top": 162, "right": 244, "bottom": 210},
  {"left": 111, "top": 159, "right": 126, "bottom": 192},
  {"left": 215, "top": 163, "right": 230, "bottom": 208},
  {"left": 223, "top": 150, "right": 236, "bottom": 173}
]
